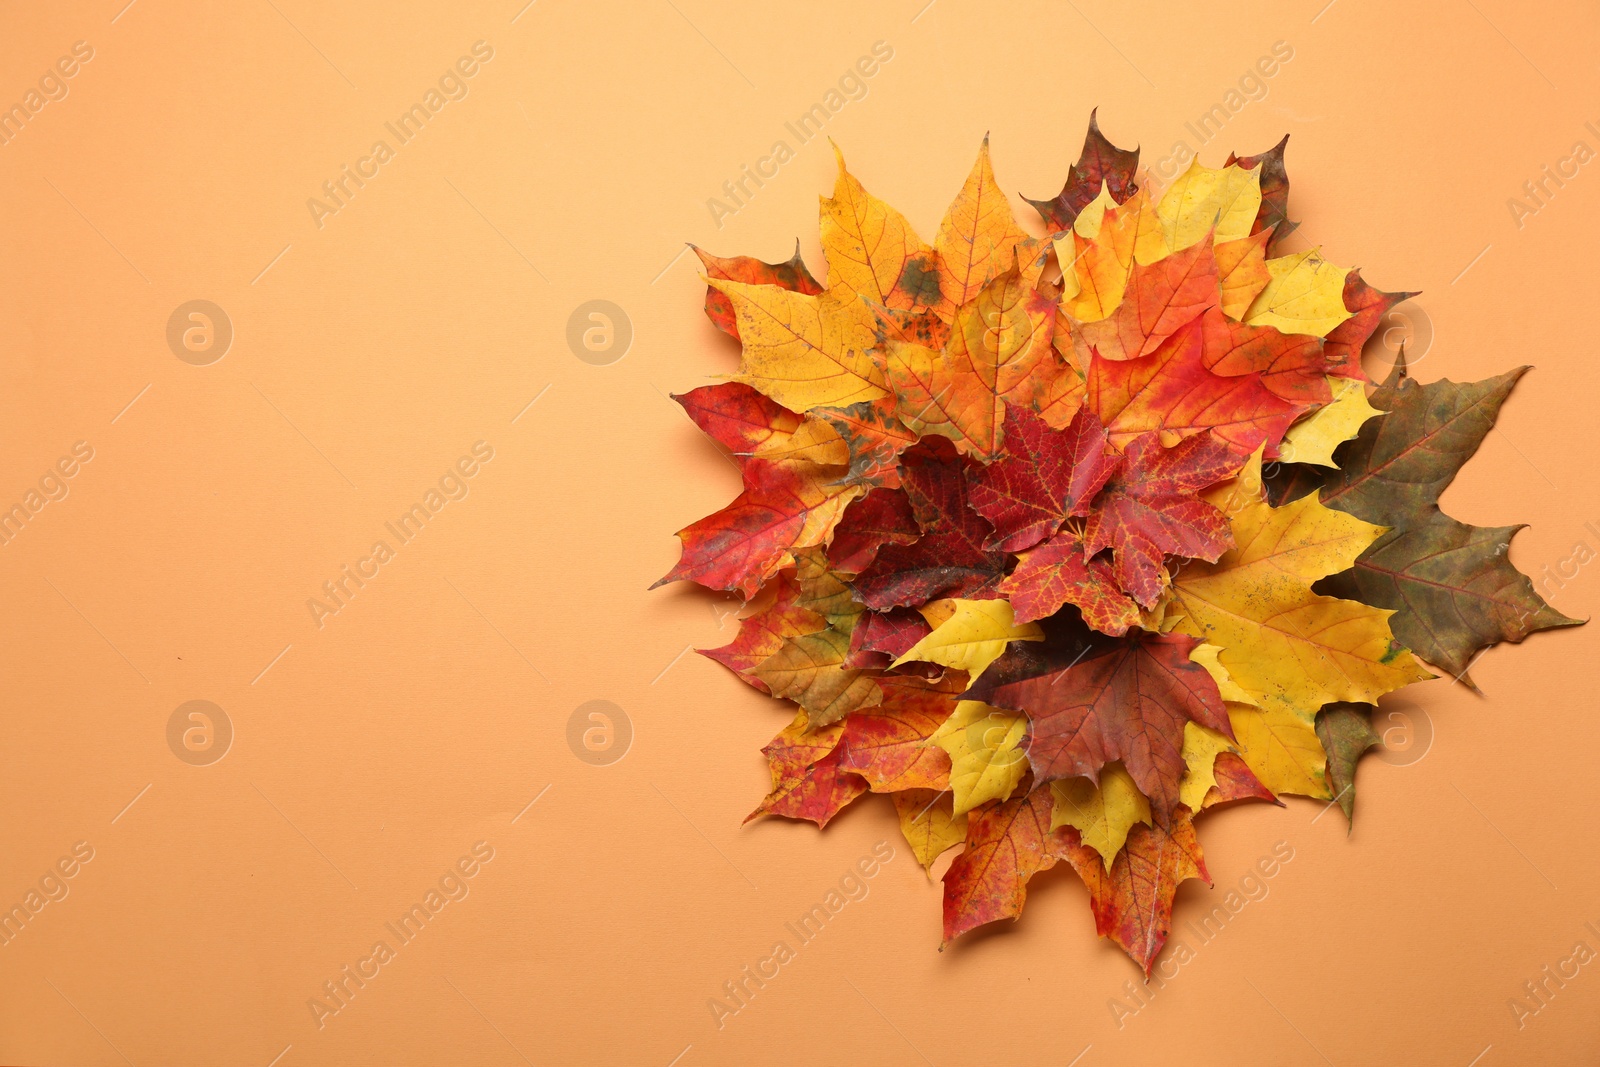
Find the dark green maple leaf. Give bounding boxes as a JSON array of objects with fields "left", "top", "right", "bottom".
[
  {"left": 1312, "top": 355, "right": 1583, "bottom": 690},
  {"left": 1315, "top": 703, "right": 1381, "bottom": 826}
]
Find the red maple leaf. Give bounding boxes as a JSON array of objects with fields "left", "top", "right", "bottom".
[
  {"left": 836, "top": 672, "right": 965, "bottom": 791},
  {"left": 1056, "top": 810, "right": 1210, "bottom": 975},
  {"left": 969, "top": 628, "right": 1232, "bottom": 820},
  {"left": 852, "top": 437, "right": 1006, "bottom": 609},
  {"left": 673, "top": 382, "right": 801, "bottom": 458},
  {"left": 967, "top": 406, "right": 1119, "bottom": 553},
  {"left": 746, "top": 715, "right": 868, "bottom": 828},
  {"left": 652, "top": 457, "right": 848, "bottom": 599},
  {"left": 1087, "top": 312, "right": 1305, "bottom": 456},
  {"left": 1083, "top": 430, "right": 1243, "bottom": 606},
  {"left": 1000, "top": 532, "right": 1139, "bottom": 632},
  {"left": 1322, "top": 269, "right": 1414, "bottom": 381},
  {"left": 1200, "top": 752, "right": 1279, "bottom": 811},
  {"left": 942, "top": 786, "right": 1067, "bottom": 942},
  {"left": 827, "top": 487, "right": 919, "bottom": 574},
  {"left": 845, "top": 607, "right": 933, "bottom": 669},
  {"left": 1197, "top": 306, "right": 1332, "bottom": 405}
]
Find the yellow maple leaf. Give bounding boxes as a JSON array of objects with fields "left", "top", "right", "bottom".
[
  {"left": 891, "top": 789, "right": 968, "bottom": 872},
  {"left": 820, "top": 145, "right": 944, "bottom": 311},
  {"left": 1277, "top": 377, "right": 1383, "bottom": 467},
  {"left": 1189, "top": 643, "right": 1256, "bottom": 704},
  {"left": 1050, "top": 763, "right": 1151, "bottom": 870},
  {"left": 750, "top": 417, "right": 851, "bottom": 467},
  {"left": 895, "top": 598, "right": 1044, "bottom": 679},
  {"left": 1171, "top": 465, "right": 1433, "bottom": 794},
  {"left": 1071, "top": 182, "right": 1120, "bottom": 238},
  {"left": 935, "top": 136, "right": 1028, "bottom": 308},
  {"left": 1227, "top": 700, "right": 1328, "bottom": 798},
  {"left": 1177, "top": 722, "right": 1238, "bottom": 811},
  {"left": 1244, "top": 248, "right": 1353, "bottom": 337},
  {"left": 709, "top": 280, "right": 886, "bottom": 411},
  {"left": 1155, "top": 159, "right": 1263, "bottom": 250},
  {"left": 930, "top": 700, "right": 1029, "bottom": 815}
]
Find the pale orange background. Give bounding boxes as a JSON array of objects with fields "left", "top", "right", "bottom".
[{"left": 0, "top": 1, "right": 1597, "bottom": 1064}]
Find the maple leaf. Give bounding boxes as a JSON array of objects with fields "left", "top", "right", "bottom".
[
  {"left": 968, "top": 406, "right": 1119, "bottom": 553},
  {"left": 708, "top": 279, "right": 886, "bottom": 412},
  {"left": 1201, "top": 750, "right": 1278, "bottom": 809},
  {"left": 852, "top": 438, "right": 1008, "bottom": 609},
  {"left": 846, "top": 607, "right": 931, "bottom": 669},
  {"left": 1276, "top": 376, "right": 1382, "bottom": 467},
  {"left": 750, "top": 418, "right": 851, "bottom": 468},
  {"left": 1087, "top": 314, "right": 1306, "bottom": 457},
  {"left": 1059, "top": 186, "right": 1168, "bottom": 323},
  {"left": 1321, "top": 270, "right": 1413, "bottom": 380},
  {"left": 1083, "top": 431, "right": 1245, "bottom": 606},
  {"left": 1170, "top": 452, "right": 1433, "bottom": 795},
  {"left": 827, "top": 487, "right": 920, "bottom": 574},
  {"left": 747, "top": 711, "right": 869, "bottom": 827},
  {"left": 652, "top": 454, "right": 860, "bottom": 599},
  {"left": 1226, "top": 135, "right": 1294, "bottom": 247},
  {"left": 791, "top": 547, "right": 866, "bottom": 634},
  {"left": 1001, "top": 531, "right": 1140, "bottom": 632},
  {"left": 1074, "top": 235, "right": 1220, "bottom": 361},
  {"left": 1243, "top": 248, "right": 1352, "bottom": 338},
  {"left": 936, "top": 136, "right": 1030, "bottom": 309},
  {"left": 1026, "top": 109, "right": 1140, "bottom": 231},
  {"left": 694, "top": 242, "right": 823, "bottom": 340},
  {"left": 1314, "top": 359, "right": 1583, "bottom": 687},
  {"left": 1198, "top": 306, "right": 1332, "bottom": 405},
  {"left": 699, "top": 571, "right": 826, "bottom": 692},
  {"left": 674, "top": 382, "right": 803, "bottom": 457},
  {"left": 970, "top": 627, "right": 1232, "bottom": 821},
  {"left": 931, "top": 700, "right": 1031, "bottom": 815},
  {"left": 885, "top": 260, "right": 1057, "bottom": 461},
  {"left": 836, "top": 672, "right": 964, "bottom": 792},
  {"left": 941, "top": 785, "right": 1064, "bottom": 942},
  {"left": 751, "top": 625, "right": 882, "bottom": 728},
  {"left": 894, "top": 789, "right": 968, "bottom": 872},
  {"left": 1315, "top": 702, "right": 1381, "bottom": 824},
  {"left": 1057, "top": 808, "right": 1209, "bottom": 975},
  {"left": 892, "top": 597, "right": 1044, "bottom": 679},
  {"left": 821, "top": 145, "right": 947, "bottom": 313},
  {"left": 1049, "top": 763, "right": 1151, "bottom": 871},
  {"left": 1156, "top": 159, "right": 1263, "bottom": 251},
  {"left": 1177, "top": 722, "right": 1239, "bottom": 811},
  {"left": 814, "top": 397, "right": 919, "bottom": 489},
  {"left": 1214, "top": 231, "right": 1272, "bottom": 319}
]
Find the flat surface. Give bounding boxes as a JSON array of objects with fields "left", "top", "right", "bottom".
[{"left": 0, "top": 1, "right": 1597, "bottom": 1064}]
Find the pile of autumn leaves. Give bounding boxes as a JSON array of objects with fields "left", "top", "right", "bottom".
[{"left": 656, "top": 116, "right": 1580, "bottom": 973}]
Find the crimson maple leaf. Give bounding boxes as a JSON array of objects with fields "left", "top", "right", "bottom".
[
  {"left": 1083, "top": 430, "right": 1244, "bottom": 606},
  {"left": 1000, "top": 532, "right": 1139, "bottom": 632},
  {"left": 852, "top": 437, "right": 1007, "bottom": 609},
  {"left": 828, "top": 487, "right": 919, "bottom": 574},
  {"left": 967, "top": 406, "right": 1119, "bottom": 553}
]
